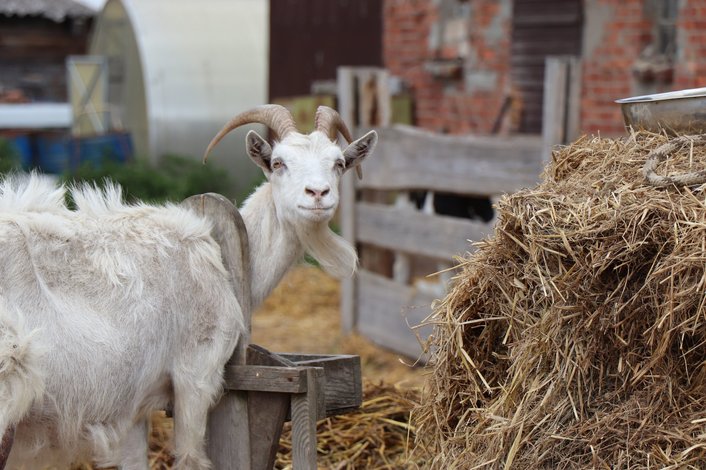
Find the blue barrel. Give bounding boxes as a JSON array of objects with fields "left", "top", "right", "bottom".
[
  {"left": 68, "top": 133, "right": 134, "bottom": 170},
  {"left": 7, "top": 135, "right": 32, "bottom": 169},
  {"left": 36, "top": 133, "right": 71, "bottom": 174}
]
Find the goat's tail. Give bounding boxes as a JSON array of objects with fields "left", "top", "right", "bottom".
[{"left": 0, "top": 303, "right": 44, "bottom": 438}]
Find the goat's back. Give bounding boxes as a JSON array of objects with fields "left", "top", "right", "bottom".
[{"left": 0, "top": 175, "right": 244, "bottom": 465}]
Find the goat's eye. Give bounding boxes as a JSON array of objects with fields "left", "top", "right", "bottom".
[
  {"left": 334, "top": 160, "right": 345, "bottom": 171},
  {"left": 271, "top": 160, "right": 286, "bottom": 171}
]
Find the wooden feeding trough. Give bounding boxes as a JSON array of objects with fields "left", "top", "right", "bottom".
[{"left": 182, "top": 193, "right": 362, "bottom": 469}]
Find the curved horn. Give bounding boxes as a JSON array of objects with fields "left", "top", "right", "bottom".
[
  {"left": 315, "top": 106, "right": 363, "bottom": 178},
  {"left": 315, "top": 106, "right": 353, "bottom": 144},
  {"left": 203, "top": 104, "right": 297, "bottom": 162}
]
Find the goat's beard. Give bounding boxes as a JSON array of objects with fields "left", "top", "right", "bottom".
[{"left": 296, "top": 222, "right": 357, "bottom": 278}]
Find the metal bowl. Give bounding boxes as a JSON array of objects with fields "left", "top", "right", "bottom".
[{"left": 616, "top": 87, "right": 706, "bottom": 135}]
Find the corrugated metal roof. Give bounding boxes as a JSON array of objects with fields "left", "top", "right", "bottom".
[{"left": 0, "top": 0, "right": 95, "bottom": 22}]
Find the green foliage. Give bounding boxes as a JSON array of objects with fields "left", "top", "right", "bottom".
[
  {"left": 0, "top": 138, "right": 22, "bottom": 175},
  {"left": 63, "top": 154, "right": 237, "bottom": 204}
]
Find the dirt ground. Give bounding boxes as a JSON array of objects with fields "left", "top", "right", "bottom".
[{"left": 251, "top": 264, "right": 426, "bottom": 389}]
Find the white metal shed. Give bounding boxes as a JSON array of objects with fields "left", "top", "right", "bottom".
[{"left": 89, "top": 0, "right": 269, "bottom": 187}]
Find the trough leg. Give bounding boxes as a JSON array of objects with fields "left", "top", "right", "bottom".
[
  {"left": 206, "top": 391, "right": 251, "bottom": 469},
  {"left": 290, "top": 369, "right": 323, "bottom": 470}
]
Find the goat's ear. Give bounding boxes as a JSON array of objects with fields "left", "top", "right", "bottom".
[
  {"left": 342, "top": 130, "right": 377, "bottom": 173},
  {"left": 246, "top": 130, "right": 273, "bottom": 173}
]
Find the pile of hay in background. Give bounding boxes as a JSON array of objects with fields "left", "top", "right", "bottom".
[{"left": 415, "top": 131, "right": 706, "bottom": 469}]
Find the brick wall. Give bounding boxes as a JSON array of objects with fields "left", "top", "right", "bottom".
[
  {"left": 580, "top": 0, "right": 654, "bottom": 135},
  {"left": 384, "top": 0, "right": 512, "bottom": 134},
  {"left": 384, "top": 0, "right": 706, "bottom": 137},
  {"left": 674, "top": 1, "right": 706, "bottom": 89}
]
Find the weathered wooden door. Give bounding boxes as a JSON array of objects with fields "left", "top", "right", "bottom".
[
  {"left": 511, "top": 0, "right": 583, "bottom": 133},
  {"left": 269, "top": 0, "right": 383, "bottom": 100}
]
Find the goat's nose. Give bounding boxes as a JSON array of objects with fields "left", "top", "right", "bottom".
[{"left": 305, "top": 186, "right": 330, "bottom": 198}]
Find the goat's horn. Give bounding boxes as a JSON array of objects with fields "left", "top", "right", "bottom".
[
  {"left": 203, "top": 104, "right": 297, "bottom": 162},
  {"left": 315, "top": 106, "right": 353, "bottom": 144},
  {"left": 315, "top": 106, "right": 362, "bottom": 179}
]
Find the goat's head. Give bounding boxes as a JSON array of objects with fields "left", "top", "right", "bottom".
[{"left": 204, "top": 105, "right": 377, "bottom": 224}]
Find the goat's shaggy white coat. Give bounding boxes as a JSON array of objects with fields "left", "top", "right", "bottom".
[{"left": 1, "top": 174, "right": 243, "bottom": 469}]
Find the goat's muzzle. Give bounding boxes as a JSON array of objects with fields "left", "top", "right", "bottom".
[{"left": 0, "top": 425, "right": 14, "bottom": 470}]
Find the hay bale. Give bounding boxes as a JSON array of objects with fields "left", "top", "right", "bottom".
[{"left": 415, "top": 132, "right": 706, "bottom": 468}]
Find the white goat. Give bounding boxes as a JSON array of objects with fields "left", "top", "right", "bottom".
[
  {"left": 203, "top": 105, "right": 377, "bottom": 307},
  {"left": 0, "top": 105, "right": 376, "bottom": 469}
]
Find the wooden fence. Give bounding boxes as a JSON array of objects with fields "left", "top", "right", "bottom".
[
  {"left": 339, "top": 125, "right": 544, "bottom": 358},
  {"left": 334, "top": 61, "right": 583, "bottom": 359}
]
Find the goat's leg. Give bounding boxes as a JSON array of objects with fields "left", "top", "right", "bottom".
[
  {"left": 172, "top": 379, "right": 217, "bottom": 470},
  {"left": 117, "top": 420, "right": 149, "bottom": 470}
]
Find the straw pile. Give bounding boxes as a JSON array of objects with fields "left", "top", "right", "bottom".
[
  {"left": 275, "top": 380, "right": 426, "bottom": 470},
  {"left": 415, "top": 131, "right": 706, "bottom": 469}
]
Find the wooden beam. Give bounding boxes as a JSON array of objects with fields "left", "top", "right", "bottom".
[
  {"left": 355, "top": 270, "right": 437, "bottom": 360},
  {"left": 566, "top": 56, "right": 582, "bottom": 144},
  {"left": 356, "top": 125, "right": 543, "bottom": 194},
  {"left": 279, "top": 354, "right": 362, "bottom": 416},
  {"left": 291, "top": 368, "right": 325, "bottom": 469},
  {"left": 542, "top": 56, "right": 581, "bottom": 161},
  {"left": 245, "top": 344, "right": 293, "bottom": 470},
  {"left": 224, "top": 365, "right": 321, "bottom": 394},
  {"left": 340, "top": 171, "right": 357, "bottom": 333},
  {"left": 356, "top": 202, "right": 492, "bottom": 260}
]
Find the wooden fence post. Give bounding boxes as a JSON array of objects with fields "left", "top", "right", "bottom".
[
  {"left": 542, "top": 56, "right": 581, "bottom": 161},
  {"left": 338, "top": 67, "right": 357, "bottom": 334},
  {"left": 337, "top": 66, "right": 391, "bottom": 334}
]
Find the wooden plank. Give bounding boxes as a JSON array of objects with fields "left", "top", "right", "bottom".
[
  {"left": 356, "top": 125, "right": 543, "bottom": 194},
  {"left": 206, "top": 397, "right": 250, "bottom": 469},
  {"left": 392, "top": 193, "right": 413, "bottom": 284},
  {"left": 355, "top": 68, "right": 391, "bottom": 127},
  {"left": 246, "top": 344, "right": 294, "bottom": 470},
  {"left": 291, "top": 368, "right": 325, "bottom": 469},
  {"left": 279, "top": 354, "right": 362, "bottom": 415},
  {"left": 337, "top": 67, "right": 357, "bottom": 127},
  {"left": 566, "top": 56, "right": 582, "bottom": 144},
  {"left": 355, "top": 202, "right": 491, "bottom": 260},
  {"left": 355, "top": 270, "right": 437, "bottom": 359},
  {"left": 542, "top": 56, "right": 569, "bottom": 162},
  {"left": 338, "top": 68, "right": 357, "bottom": 334},
  {"left": 224, "top": 365, "right": 310, "bottom": 394},
  {"left": 248, "top": 391, "right": 289, "bottom": 470},
  {"left": 340, "top": 172, "right": 356, "bottom": 333},
  {"left": 181, "top": 194, "right": 252, "bottom": 470}
]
